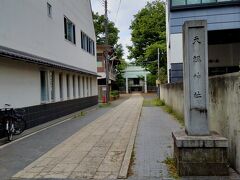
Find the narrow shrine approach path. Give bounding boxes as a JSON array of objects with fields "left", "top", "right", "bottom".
[{"left": 13, "top": 94, "right": 143, "bottom": 179}]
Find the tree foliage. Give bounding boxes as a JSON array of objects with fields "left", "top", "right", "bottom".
[
  {"left": 93, "top": 12, "right": 119, "bottom": 46},
  {"left": 128, "top": 0, "right": 167, "bottom": 83},
  {"left": 93, "top": 12, "right": 127, "bottom": 89}
]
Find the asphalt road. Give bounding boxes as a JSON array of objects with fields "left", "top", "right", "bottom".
[{"left": 0, "top": 105, "right": 116, "bottom": 180}]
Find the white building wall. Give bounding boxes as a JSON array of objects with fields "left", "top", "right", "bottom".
[
  {"left": 79, "top": 76, "right": 83, "bottom": 98},
  {"left": 0, "top": 0, "right": 97, "bottom": 73},
  {"left": 86, "top": 77, "right": 89, "bottom": 97},
  {"left": 74, "top": 75, "right": 79, "bottom": 98},
  {"left": 168, "top": 34, "right": 240, "bottom": 74},
  {"left": 85, "top": 76, "right": 88, "bottom": 97},
  {"left": 89, "top": 77, "right": 91, "bottom": 96},
  {"left": 168, "top": 33, "right": 183, "bottom": 77},
  {"left": 92, "top": 77, "right": 98, "bottom": 96},
  {"left": 62, "top": 73, "right": 68, "bottom": 101},
  {"left": 0, "top": 58, "right": 41, "bottom": 108},
  {"left": 82, "top": 76, "right": 86, "bottom": 97},
  {"left": 0, "top": 0, "right": 99, "bottom": 109},
  {"left": 54, "top": 72, "right": 60, "bottom": 102},
  {"left": 77, "top": 76, "right": 80, "bottom": 98},
  {"left": 69, "top": 74, "right": 74, "bottom": 99},
  {"left": 0, "top": 58, "right": 98, "bottom": 110}
]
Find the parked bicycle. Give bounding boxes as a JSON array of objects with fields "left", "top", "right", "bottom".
[{"left": 0, "top": 104, "right": 26, "bottom": 141}]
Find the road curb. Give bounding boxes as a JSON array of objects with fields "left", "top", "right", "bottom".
[{"left": 118, "top": 99, "right": 143, "bottom": 179}]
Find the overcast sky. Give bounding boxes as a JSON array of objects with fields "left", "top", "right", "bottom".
[{"left": 91, "top": 0, "right": 155, "bottom": 61}]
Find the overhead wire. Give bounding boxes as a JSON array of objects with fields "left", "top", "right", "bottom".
[
  {"left": 95, "top": 0, "right": 121, "bottom": 22},
  {"left": 115, "top": 0, "right": 122, "bottom": 24},
  {"left": 96, "top": 0, "right": 105, "bottom": 7}
]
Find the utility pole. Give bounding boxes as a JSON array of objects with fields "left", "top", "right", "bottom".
[
  {"left": 157, "top": 48, "right": 160, "bottom": 98},
  {"left": 104, "top": 0, "right": 110, "bottom": 103}
]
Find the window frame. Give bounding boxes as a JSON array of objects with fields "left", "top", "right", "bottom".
[
  {"left": 40, "top": 70, "right": 49, "bottom": 103},
  {"left": 80, "top": 31, "right": 95, "bottom": 56},
  {"left": 64, "top": 16, "right": 76, "bottom": 44},
  {"left": 170, "top": 0, "right": 240, "bottom": 11}
]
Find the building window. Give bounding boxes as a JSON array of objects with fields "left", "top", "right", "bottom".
[
  {"left": 73, "top": 75, "right": 76, "bottom": 98},
  {"left": 50, "top": 71, "right": 55, "bottom": 101},
  {"left": 202, "top": 0, "right": 217, "bottom": 3},
  {"left": 47, "top": 3, "right": 52, "bottom": 18},
  {"left": 187, "top": 0, "right": 201, "bottom": 4},
  {"left": 66, "top": 74, "right": 70, "bottom": 99},
  {"left": 82, "top": 76, "right": 85, "bottom": 97},
  {"left": 64, "top": 17, "right": 76, "bottom": 44},
  {"left": 81, "top": 31, "right": 95, "bottom": 55},
  {"left": 59, "top": 73, "right": 63, "bottom": 100},
  {"left": 40, "top": 71, "right": 49, "bottom": 102},
  {"left": 171, "top": 0, "right": 240, "bottom": 9},
  {"left": 172, "top": 0, "right": 186, "bottom": 6}
]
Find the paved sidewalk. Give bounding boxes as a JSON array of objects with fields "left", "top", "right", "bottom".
[
  {"left": 129, "top": 105, "right": 182, "bottom": 180},
  {"left": 12, "top": 94, "right": 143, "bottom": 179},
  {"left": 129, "top": 94, "right": 240, "bottom": 180}
]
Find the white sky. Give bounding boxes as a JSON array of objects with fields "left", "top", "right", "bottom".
[{"left": 91, "top": 0, "right": 155, "bottom": 61}]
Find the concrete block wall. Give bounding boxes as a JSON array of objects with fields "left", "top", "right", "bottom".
[
  {"left": 160, "top": 82, "right": 184, "bottom": 115},
  {"left": 160, "top": 72, "right": 240, "bottom": 173}
]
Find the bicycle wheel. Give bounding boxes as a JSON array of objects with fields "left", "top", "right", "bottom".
[{"left": 14, "top": 118, "right": 26, "bottom": 135}]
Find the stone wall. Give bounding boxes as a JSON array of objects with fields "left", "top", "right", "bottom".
[
  {"left": 160, "top": 82, "right": 184, "bottom": 115},
  {"left": 160, "top": 72, "right": 240, "bottom": 173}
]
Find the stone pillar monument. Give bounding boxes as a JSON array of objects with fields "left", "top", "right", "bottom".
[
  {"left": 183, "top": 20, "right": 209, "bottom": 136},
  {"left": 172, "top": 20, "right": 229, "bottom": 176}
]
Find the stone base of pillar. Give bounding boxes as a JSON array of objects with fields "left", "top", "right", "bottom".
[{"left": 172, "top": 131, "right": 229, "bottom": 176}]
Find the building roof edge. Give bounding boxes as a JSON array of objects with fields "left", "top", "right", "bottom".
[{"left": 0, "top": 45, "right": 98, "bottom": 76}]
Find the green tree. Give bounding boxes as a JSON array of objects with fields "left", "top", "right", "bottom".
[
  {"left": 93, "top": 12, "right": 119, "bottom": 46},
  {"left": 128, "top": 0, "right": 167, "bottom": 83},
  {"left": 93, "top": 12, "right": 127, "bottom": 89},
  {"left": 112, "top": 44, "right": 127, "bottom": 88}
]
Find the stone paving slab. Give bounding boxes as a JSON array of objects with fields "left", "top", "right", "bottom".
[{"left": 12, "top": 94, "right": 143, "bottom": 180}]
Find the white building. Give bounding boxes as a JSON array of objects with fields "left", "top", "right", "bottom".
[{"left": 0, "top": 0, "right": 98, "bottom": 129}]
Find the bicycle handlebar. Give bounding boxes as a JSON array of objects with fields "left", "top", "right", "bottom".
[
  {"left": 0, "top": 106, "right": 25, "bottom": 116},
  {"left": 0, "top": 107, "right": 13, "bottom": 111}
]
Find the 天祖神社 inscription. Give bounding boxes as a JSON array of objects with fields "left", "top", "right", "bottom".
[{"left": 183, "top": 20, "right": 210, "bottom": 136}]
